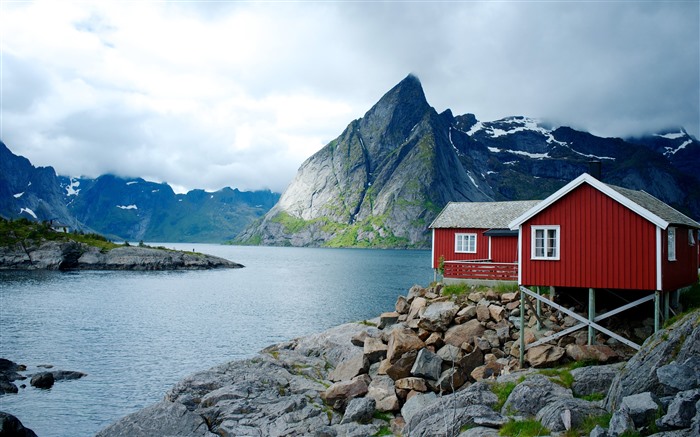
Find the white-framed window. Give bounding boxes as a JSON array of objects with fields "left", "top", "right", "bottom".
[
  {"left": 668, "top": 227, "right": 676, "bottom": 261},
  {"left": 455, "top": 233, "right": 477, "bottom": 253},
  {"left": 689, "top": 229, "right": 696, "bottom": 246},
  {"left": 532, "top": 225, "right": 560, "bottom": 260}
]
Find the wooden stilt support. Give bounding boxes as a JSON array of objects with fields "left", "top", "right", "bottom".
[
  {"left": 519, "top": 287, "right": 525, "bottom": 367},
  {"left": 536, "top": 287, "right": 542, "bottom": 330},
  {"left": 654, "top": 290, "right": 661, "bottom": 333},
  {"left": 664, "top": 292, "right": 669, "bottom": 321},
  {"left": 588, "top": 288, "right": 595, "bottom": 345}
]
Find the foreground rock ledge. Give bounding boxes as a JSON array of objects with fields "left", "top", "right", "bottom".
[
  {"left": 96, "top": 285, "right": 700, "bottom": 437},
  {"left": 0, "top": 241, "right": 243, "bottom": 270}
]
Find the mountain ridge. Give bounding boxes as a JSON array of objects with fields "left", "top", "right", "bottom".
[{"left": 236, "top": 75, "right": 700, "bottom": 248}]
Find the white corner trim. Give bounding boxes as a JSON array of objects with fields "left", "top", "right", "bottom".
[
  {"left": 517, "top": 225, "right": 522, "bottom": 285},
  {"left": 656, "top": 226, "right": 662, "bottom": 291},
  {"left": 431, "top": 228, "right": 436, "bottom": 269}
]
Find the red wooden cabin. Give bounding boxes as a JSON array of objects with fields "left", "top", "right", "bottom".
[
  {"left": 509, "top": 173, "right": 700, "bottom": 292},
  {"left": 430, "top": 200, "right": 539, "bottom": 284}
]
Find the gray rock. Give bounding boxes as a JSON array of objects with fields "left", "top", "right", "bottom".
[
  {"left": 589, "top": 424, "right": 608, "bottom": 437},
  {"left": 386, "top": 349, "right": 418, "bottom": 381},
  {"left": 340, "top": 397, "right": 376, "bottom": 424},
  {"left": 324, "top": 422, "right": 381, "bottom": 437},
  {"left": 444, "top": 319, "right": 485, "bottom": 348},
  {"left": 458, "top": 426, "right": 500, "bottom": 437},
  {"left": 657, "top": 356, "right": 700, "bottom": 392},
  {"left": 606, "top": 311, "right": 700, "bottom": 410},
  {"left": 405, "top": 404, "right": 506, "bottom": 437},
  {"left": 410, "top": 348, "right": 442, "bottom": 381},
  {"left": 436, "top": 344, "right": 463, "bottom": 363},
  {"left": 436, "top": 367, "right": 467, "bottom": 393},
  {"left": 51, "top": 370, "right": 87, "bottom": 380},
  {"left": 570, "top": 363, "right": 622, "bottom": 397},
  {"left": 501, "top": 374, "right": 573, "bottom": 417},
  {"left": 657, "top": 388, "right": 700, "bottom": 430},
  {"left": 95, "top": 400, "right": 217, "bottom": 437},
  {"left": 363, "top": 337, "right": 387, "bottom": 364},
  {"left": 367, "top": 375, "right": 400, "bottom": 412},
  {"left": 621, "top": 391, "right": 660, "bottom": 427},
  {"left": 608, "top": 406, "right": 635, "bottom": 437},
  {"left": 692, "top": 398, "right": 700, "bottom": 436},
  {"left": 401, "top": 392, "right": 437, "bottom": 423},
  {"left": 0, "top": 412, "right": 38, "bottom": 437},
  {"left": 322, "top": 375, "right": 371, "bottom": 412},
  {"left": 29, "top": 371, "right": 54, "bottom": 389},
  {"left": 329, "top": 350, "right": 368, "bottom": 382},
  {"left": 535, "top": 398, "right": 607, "bottom": 432},
  {"left": 418, "top": 301, "right": 459, "bottom": 332}
]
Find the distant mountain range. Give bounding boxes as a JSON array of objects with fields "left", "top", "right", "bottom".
[
  {"left": 0, "top": 142, "right": 279, "bottom": 243},
  {"left": 235, "top": 74, "right": 700, "bottom": 248}
]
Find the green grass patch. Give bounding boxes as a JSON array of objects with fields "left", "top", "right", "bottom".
[
  {"left": 491, "top": 381, "right": 518, "bottom": 411},
  {"left": 665, "top": 278, "right": 700, "bottom": 328},
  {"left": 495, "top": 282, "right": 519, "bottom": 293},
  {"left": 0, "top": 218, "right": 120, "bottom": 251},
  {"left": 578, "top": 392, "right": 605, "bottom": 402},
  {"left": 499, "top": 419, "right": 549, "bottom": 437},
  {"left": 539, "top": 368, "right": 574, "bottom": 389},
  {"left": 561, "top": 412, "right": 612, "bottom": 437},
  {"left": 372, "top": 426, "right": 393, "bottom": 436},
  {"left": 442, "top": 282, "right": 470, "bottom": 297},
  {"left": 373, "top": 411, "right": 394, "bottom": 422},
  {"left": 271, "top": 211, "right": 310, "bottom": 234}
]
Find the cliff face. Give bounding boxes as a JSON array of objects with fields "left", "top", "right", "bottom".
[{"left": 237, "top": 75, "right": 700, "bottom": 248}]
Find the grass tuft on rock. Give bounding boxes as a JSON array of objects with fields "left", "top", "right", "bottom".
[{"left": 499, "top": 419, "right": 549, "bottom": 437}]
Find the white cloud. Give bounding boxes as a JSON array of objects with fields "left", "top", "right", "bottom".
[{"left": 1, "top": 1, "right": 697, "bottom": 193}]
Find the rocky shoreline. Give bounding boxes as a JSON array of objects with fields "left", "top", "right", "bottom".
[
  {"left": 0, "top": 240, "right": 243, "bottom": 270},
  {"left": 93, "top": 283, "right": 700, "bottom": 437}
]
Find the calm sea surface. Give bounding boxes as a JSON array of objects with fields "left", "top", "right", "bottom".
[{"left": 0, "top": 245, "right": 432, "bottom": 437}]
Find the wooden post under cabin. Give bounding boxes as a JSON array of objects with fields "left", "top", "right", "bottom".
[
  {"left": 519, "top": 288, "right": 525, "bottom": 367},
  {"left": 588, "top": 288, "right": 595, "bottom": 345},
  {"left": 654, "top": 290, "right": 661, "bottom": 332}
]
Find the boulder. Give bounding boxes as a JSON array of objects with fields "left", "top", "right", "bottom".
[
  {"left": 488, "top": 304, "right": 506, "bottom": 322},
  {"left": 340, "top": 397, "right": 376, "bottom": 425},
  {"left": 408, "top": 297, "right": 428, "bottom": 320},
  {"left": 405, "top": 404, "right": 506, "bottom": 437},
  {"left": 386, "top": 350, "right": 418, "bottom": 381},
  {"left": 657, "top": 388, "right": 700, "bottom": 430},
  {"left": 525, "top": 344, "right": 565, "bottom": 368},
  {"left": 322, "top": 375, "right": 371, "bottom": 411},
  {"left": 605, "top": 311, "right": 700, "bottom": 410},
  {"left": 396, "top": 295, "right": 411, "bottom": 314},
  {"left": 657, "top": 356, "right": 700, "bottom": 392},
  {"left": 51, "top": 370, "right": 87, "bottom": 381},
  {"left": 500, "top": 292, "right": 518, "bottom": 304},
  {"left": 410, "top": 348, "right": 442, "bottom": 381},
  {"left": 367, "top": 375, "right": 400, "bottom": 412},
  {"left": 470, "top": 362, "right": 503, "bottom": 381},
  {"left": 400, "top": 391, "right": 437, "bottom": 423},
  {"left": 363, "top": 337, "right": 387, "bottom": 364},
  {"left": 460, "top": 348, "right": 485, "bottom": 375},
  {"left": 620, "top": 392, "right": 660, "bottom": 428},
  {"left": 501, "top": 374, "right": 573, "bottom": 417},
  {"left": 418, "top": 301, "right": 459, "bottom": 332},
  {"left": 444, "top": 319, "right": 485, "bottom": 348},
  {"left": 95, "top": 400, "right": 217, "bottom": 437},
  {"left": 608, "top": 406, "right": 635, "bottom": 437},
  {"left": 570, "top": 363, "right": 622, "bottom": 397},
  {"left": 436, "top": 367, "right": 467, "bottom": 393},
  {"left": 535, "top": 398, "right": 607, "bottom": 432},
  {"left": 387, "top": 328, "right": 426, "bottom": 363},
  {"left": 379, "top": 311, "right": 400, "bottom": 329},
  {"left": 329, "top": 349, "right": 368, "bottom": 382},
  {"left": 30, "top": 371, "right": 54, "bottom": 389},
  {"left": 476, "top": 303, "right": 491, "bottom": 322},
  {"left": 565, "top": 344, "right": 618, "bottom": 362},
  {"left": 436, "top": 344, "right": 463, "bottom": 363},
  {"left": 395, "top": 377, "right": 428, "bottom": 392}
]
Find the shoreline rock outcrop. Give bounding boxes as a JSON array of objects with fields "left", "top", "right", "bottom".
[
  {"left": 0, "top": 241, "right": 243, "bottom": 270},
  {"left": 94, "top": 284, "right": 700, "bottom": 436}
]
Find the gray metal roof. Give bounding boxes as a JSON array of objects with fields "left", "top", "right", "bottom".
[
  {"left": 430, "top": 200, "right": 541, "bottom": 229},
  {"left": 606, "top": 184, "right": 700, "bottom": 229}
]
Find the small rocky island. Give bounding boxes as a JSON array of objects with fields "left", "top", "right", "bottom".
[
  {"left": 95, "top": 283, "right": 700, "bottom": 437},
  {"left": 0, "top": 218, "right": 242, "bottom": 270}
]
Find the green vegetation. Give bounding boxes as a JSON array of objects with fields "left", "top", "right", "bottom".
[
  {"left": 499, "top": 419, "right": 549, "bottom": 437},
  {"left": 441, "top": 282, "right": 470, "bottom": 297},
  {"left": 539, "top": 367, "right": 575, "bottom": 389},
  {"left": 0, "top": 218, "right": 119, "bottom": 251},
  {"left": 490, "top": 380, "right": 519, "bottom": 411},
  {"left": 372, "top": 426, "right": 393, "bottom": 436},
  {"left": 561, "top": 412, "right": 612, "bottom": 437},
  {"left": 664, "top": 278, "right": 700, "bottom": 328},
  {"left": 272, "top": 211, "right": 310, "bottom": 234},
  {"left": 578, "top": 393, "right": 605, "bottom": 402},
  {"left": 495, "top": 282, "right": 519, "bottom": 293}
]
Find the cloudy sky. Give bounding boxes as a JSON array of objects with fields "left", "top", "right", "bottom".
[{"left": 1, "top": 1, "right": 698, "bottom": 194}]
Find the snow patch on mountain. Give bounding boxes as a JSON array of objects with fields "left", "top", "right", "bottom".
[
  {"left": 117, "top": 204, "right": 138, "bottom": 210},
  {"left": 65, "top": 178, "right": 81, "bottom": 196},
  {"left": 13, "top": 192, "right": 24, "bottom": 198},
  {"left": 488, "top": 146, "right": 550, "bottom": 159},
  {"left": 657, "top": 132, "right": 686, "bottom": 140},
  {"left": 665, "top": 140, "right": 692, "bottom": 156},
  {"left": 126, "top": 181, "right": 138, "bottom": 186},
  {"left": 20, "top": 208, "right": 37, "bottom": 219}
]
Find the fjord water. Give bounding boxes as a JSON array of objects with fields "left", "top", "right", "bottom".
[{"left": 0, "top": 245, "right": 432, "bottom": 437}]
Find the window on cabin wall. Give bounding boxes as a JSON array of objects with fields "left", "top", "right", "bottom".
[
  {"left": 455, "top": 233, "right": 477, "bottom": 253},
  {"left": 689, "top": 229, "right": 696, "bottom": 246},
  {"left": 532, "top": 225, "right": 560, "bottom": 260},
  {"left": 668, "top": 227, "right": 676, "bottom": 261}
]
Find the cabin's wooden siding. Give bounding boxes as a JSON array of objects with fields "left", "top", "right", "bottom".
[
  {"left": 520, "top": 184, "right": 657, "bottom": 290},
  {"left": 662, "top": 226, "right": 699, "bottom": 291}
]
